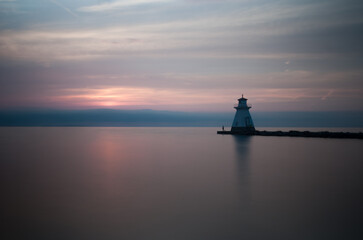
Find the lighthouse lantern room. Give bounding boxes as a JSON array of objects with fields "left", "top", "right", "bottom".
[{"left": 231, "top": 95, "right": 255, "bottom": 133}]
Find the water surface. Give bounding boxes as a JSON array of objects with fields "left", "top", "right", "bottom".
[{"left": 1, "top": 127, "right": 362, "bottom": 239}]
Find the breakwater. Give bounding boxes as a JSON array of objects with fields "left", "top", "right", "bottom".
[{"left": 217, "top": 130, "right": 363, "bottom": 139}]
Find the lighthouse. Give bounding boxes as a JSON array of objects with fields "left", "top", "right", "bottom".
[
  {"left": 217, "top": 95, "right": 363, "bottom": 139},
  {"left": 231, "top": 95, "right": 255, "bottom": 133}
]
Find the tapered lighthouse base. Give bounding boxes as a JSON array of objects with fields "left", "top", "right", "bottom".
[
  {"left": 231, "top": 127, "right": 255, "bottom": 133},
  {"left": 231, "top": 127, "right": 256, "bottom": 133}
]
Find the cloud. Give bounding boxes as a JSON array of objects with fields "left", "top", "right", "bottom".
[
  {"left": 0, "top": 19, "right": 342, "bottom": 64},
  {"left": 1, "top": 0, "right": 363, "bottom": 112},
  {"left": 1, "top": 66, "right": 362, "bottom": 111},
  {"left": 2, "top": 84, "right": 361, "bottom": 111},
  {"left": 69, "top": 70, "right": 363, "bottom": 91},
  {"left": 1, "top": 0, "right": 362, "bottom": 63},
  {"left": 78, "top": 0, "right": 173, "bottom": 12}
]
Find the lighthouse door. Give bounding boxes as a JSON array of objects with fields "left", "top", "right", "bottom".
[{"left": 245, "top": 117, "right": 251, "bottom": 127}]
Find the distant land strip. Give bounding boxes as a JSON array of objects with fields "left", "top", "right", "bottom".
[{"left": 1, "top": 109, "right": 363, "bottom": 127}]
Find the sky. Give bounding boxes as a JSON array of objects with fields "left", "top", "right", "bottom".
[{"left": 0, "top": 0, "right": 363, "bottom": 112}]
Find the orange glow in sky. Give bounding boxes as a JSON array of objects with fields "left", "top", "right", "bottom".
[{"left": 34, "top": 86, "right": 361, "bottom": 112}]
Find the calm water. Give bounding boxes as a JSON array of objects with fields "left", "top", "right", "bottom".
[{"left": 1, "top": 127, "right": 363, "bottom": 240}]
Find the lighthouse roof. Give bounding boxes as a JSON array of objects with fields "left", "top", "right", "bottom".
[{"left": 238, "top": 96, "right": 248, "bottom": 101}]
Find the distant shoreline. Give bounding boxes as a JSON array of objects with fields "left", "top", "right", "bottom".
[{"left": 1, "top": 109, "right": 363, "bottom": 128}]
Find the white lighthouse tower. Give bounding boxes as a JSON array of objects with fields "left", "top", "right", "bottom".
[{"left": 231, "top": 95, "right": 255, "bottom": 132}]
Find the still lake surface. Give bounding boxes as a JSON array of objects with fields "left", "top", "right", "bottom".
[{"left": 1, "top": 127, "right": 363, "bottom": 240}]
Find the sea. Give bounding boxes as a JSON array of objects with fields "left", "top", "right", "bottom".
[{"left": 1, "top": 127, "right": 363, "bottom": 240}]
